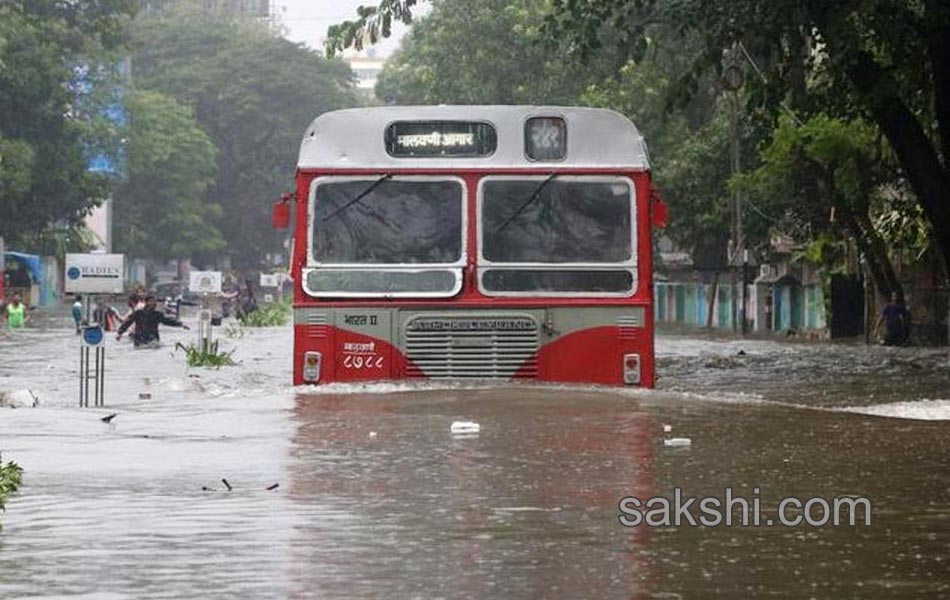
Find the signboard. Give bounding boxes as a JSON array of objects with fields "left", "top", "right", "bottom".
[
  {"left": 188, "top": 271, "right": 222, "bottom": 294},
  {"left": 82, "top": 325, "right": 104, "bottom": 347},
  {"left": 259, "top": 273, "right": 281, "bottom": 288},
  {"left": 385, "top": 121, "right": 497, "bottom": 157},
  {"left": 65, "top": 253, "right": 125, "bottom": 294}
]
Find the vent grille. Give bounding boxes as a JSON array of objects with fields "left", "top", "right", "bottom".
[
  {"left": 405, "top": 316, "right": 539, "bottom": 379},
  {"left": 617, "top": 315, "right": 641, "bottom": 339},
  {"left": 306, "top": 313, "right": 329, "bottom": 338}
]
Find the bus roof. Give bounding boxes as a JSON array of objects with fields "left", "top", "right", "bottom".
[{"left": 297, "top": 105, "right": 650, "bottom": 170}]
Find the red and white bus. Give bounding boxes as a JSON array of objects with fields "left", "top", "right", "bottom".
[{"left": 274, "top": 105, "right": 667, "bottom": 387}]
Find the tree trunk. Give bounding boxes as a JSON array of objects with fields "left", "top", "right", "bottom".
[
  {"left": 925, "top": 6, "right": 950, "bottom": 170},
  {"left": 846, "top": 51, "right": 950, "bottom": 275},
  {"left": 835, "top": 206, "right": 890, "bottom": 298}
]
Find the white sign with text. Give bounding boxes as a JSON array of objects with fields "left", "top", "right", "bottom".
[
  {"left": 188, "top": 271, "right": 223, "bottom": 294},
  {"left": 259, "top": 273, "right": 281, "bottom": 288},
  {"left": 65, "top": 253, "right": 125, "bottom": 294}
]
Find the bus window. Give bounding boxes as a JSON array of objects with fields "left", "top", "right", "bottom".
[
  {"left": 479, "top": 176, "right": 636, "bottom": 295},
  {"left": 307, "top": 177, "right": 465, "bottom": 297},
  {"left": 480, "top": 269, "right": 634, "bottom": 294}
]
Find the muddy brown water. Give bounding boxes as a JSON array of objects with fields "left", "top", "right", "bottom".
[{"left": 0, "top": 323, "right": 948, "bottom": 598}]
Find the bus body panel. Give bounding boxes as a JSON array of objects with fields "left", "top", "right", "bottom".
[{"left": 292, "top": 305, "right": 654, "bottom": 387}]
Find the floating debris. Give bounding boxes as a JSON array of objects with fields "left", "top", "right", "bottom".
[
  {"left": 663, "top": 437, "right": 692, "bottom": 447},
  {"left": 451, "top": 421, "right": 481, "bottom": 434}
]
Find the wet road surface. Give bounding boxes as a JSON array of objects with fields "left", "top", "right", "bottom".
[{"left": 0, "top": 321, "right": 948, "bottom": 598}]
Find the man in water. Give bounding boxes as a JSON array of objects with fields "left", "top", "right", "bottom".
[
  {"left": 875, "top": 291, "right": 911, "bottom": 346},
  {"left": 4, "top": 293, "right": 27, "bottom": 330},
  {"left": 72, "top": 295, "right": 83, "bottom": 334},
  {"left": 116, "top": 295, "right": 189, "bottom": 347}
]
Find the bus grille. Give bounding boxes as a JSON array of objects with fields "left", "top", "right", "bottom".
[{"left": 404, "top": 316, "right": 540, "bottom": 379}]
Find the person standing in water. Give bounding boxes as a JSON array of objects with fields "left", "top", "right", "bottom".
[
  {"left": 116, "top": 294, "right": 189, "bottom": 347},
  {"left": 875, "top": 291, "right": 911, "bottom": 346},
  {"left": 72, "top": 295, "right": 84, "bottom": 334},
  {"left": 4, "top": 293, "right": 27, "bottom": 330}
]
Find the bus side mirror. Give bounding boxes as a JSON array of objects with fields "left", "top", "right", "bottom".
[
  {"left": 272, "top": 193, "right": 292, "bottom": 229},
  {"left": 650, "top": 188, "right": 668, "bottom": 228}
]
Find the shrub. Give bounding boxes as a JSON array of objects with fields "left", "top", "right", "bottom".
[
  {"left": 0, "top": 451, "right": 23, "bottom": 534},
  {"left": 175, "top": 340, "right": 236, "bottom": 368},
  {"left": 238, "top": 301, "right": 290, "bottom": 327}
]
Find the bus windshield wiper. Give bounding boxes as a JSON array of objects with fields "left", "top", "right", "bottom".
[
  {"left": 493, "top": 172, "right": 558, "bottom": 234},
  {"left": 323, "top": 173, "right": 392, "bottom": 223}
]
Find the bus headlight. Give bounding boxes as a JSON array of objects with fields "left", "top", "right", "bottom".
[
  {"left": 303, "top": 351, "right": 322, "bottom": 383},
  {"left": 623, "top": 353, "right": 641, "bottom": 385}
]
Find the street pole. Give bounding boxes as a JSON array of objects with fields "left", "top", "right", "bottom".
[
  {"left": 0, "top": 235, "right": 5, "bottom": 299},
  {"left": 742, "top": 248, "right": 749, "bottom": 335},
  {"left": 729, "top": 89, "right": 745, "bottom": 335},
  {"left": 723, "top": 51, "right": 744, "bottom": 336}
]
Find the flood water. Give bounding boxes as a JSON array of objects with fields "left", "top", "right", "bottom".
[{"left": 0, "top": 319, "right": 948, "bottom": 598}]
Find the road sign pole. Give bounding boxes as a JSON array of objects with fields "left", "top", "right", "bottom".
[
  {"left": 79, "top": 324, "right": 106, "bottom": 407},
  {"left": 98, "top": 346, "right": 105, "bottom": 407},
  {"left": 79, "top": 343, "right": 85, "bottom": 407}
]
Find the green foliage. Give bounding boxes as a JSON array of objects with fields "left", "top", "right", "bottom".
[
  {"left": 873, "top": 188, "right": 934, "bottom": 262},
  {"left": 129, "top": 13, "right": 360, "bottom": 267},
  {"left": 375, "top": 0, "right": 621, "bottom": 105},
  {"left": 0, "top": 450, "right": 23, "bottom": 534},
  {"left": 326, "top": 0, "right": 419, "bottom": 57},
  {"left": 238, "top": 302, "right": 290, "bottom": 327},
  {"left": 175, "top": 340, "right": 236, "bottom": 368},
  {"left": 654, "top": 106, "right": 736, "bottom": 261},
  {"left": 540, "top": 0, "right": 950, "bottom": 272},
  {"left": 113, "top": 90, "right": 223, "bottom": 259},
  {"left": 795, "top": 233, "right": 845, "bottom": 273},
  {"left": 0, "top": 1, "right": 136, "bottom": 253},
  {"left": 733, "top": 114, "right": 880, "bottom": 242}
]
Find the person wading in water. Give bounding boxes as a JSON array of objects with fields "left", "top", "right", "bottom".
[
  {"left": 875, "top": 291, "right": 911, "bottom": 346},
  {"left": 4, "top": 293, "right": 27, "bottom": 330},
  {"left": 116, "top": 294, "right": 189, "bottom": 347}
]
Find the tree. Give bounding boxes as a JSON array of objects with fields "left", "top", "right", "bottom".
[
  {"left": 0, "top": 1, "right": 136, "bottom": 253},
  {"left": 737, "top": 115, "right": 902, "bottom": 298},
  {"left": 539, "top": 0, "right": 950, "bottom": 275},
  {"left": 375, "top": 0, "right": 620, "bottom": 105},
  {"left": 113, "top": 90, "right": 222, "bottom": 259},
  {"left": 130, "top": 12, "right": 360, "bottom": 267}
]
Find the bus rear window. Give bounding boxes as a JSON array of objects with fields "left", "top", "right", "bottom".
[
  {"left": 480, "top": 177, "right": 633, "bottom": 263},
  {"left": 481, "top": 269, "right": 634, "bottom": 294},
  {"left": 305, "top": 269, "right": 459, "bottom": 297},
  {"left": 312, "top": 178, "right": 464, "bottom": 265}
]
